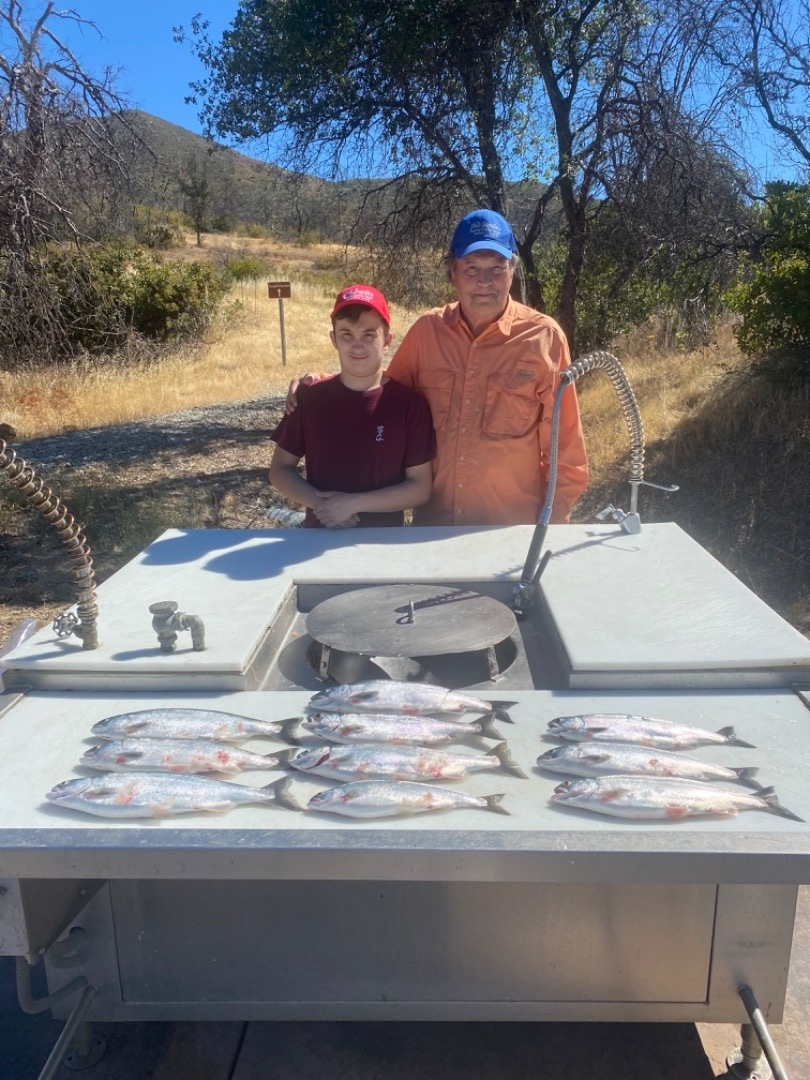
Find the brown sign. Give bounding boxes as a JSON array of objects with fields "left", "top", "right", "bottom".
[{"left": 267, "top": 281, "right": 291, "bottom": 299}]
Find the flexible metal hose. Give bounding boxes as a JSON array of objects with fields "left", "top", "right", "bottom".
[
  {"left": 0, "top": 438, "right": 99, "bottom": 649},
  {"left": 561, "top": 350, "right": 645, "bottom": 509},
  {"left": 514, "top": 350, "right": 646, "bottom": 616}
]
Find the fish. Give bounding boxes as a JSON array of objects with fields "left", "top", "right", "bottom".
[
  {"left": 308, "top": 680, "right": 516, "bottom": 722},
  {"left": 81, "top": 739, "right": 298, "bottom": 775},
  {"left": 300, "top": 711, "right": 506, "bottom": 745},
  {"left": 91, "top": 708, "right": 301, "bottom": 745},
  {"left": 291, "top": 741, "right": 527, "bottom": 782},
  {"left": 547, "top": 714, "right": 755, "bottom": 750},
  {"left": 537, "top": 742, "right": 762, "bottom": 789},
  {"left": 307, "top": 780, "right": 509, "bottom": 818},
  {"left": 550, "top": 776, "right": 804, "bottom": 822},
  {"left": 45, "top": 773, "right": 302, "bottom": 819}
]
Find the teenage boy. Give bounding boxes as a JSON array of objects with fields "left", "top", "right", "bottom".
[{"left": 269, "top": 285, "right": 436, "bottom": 529}]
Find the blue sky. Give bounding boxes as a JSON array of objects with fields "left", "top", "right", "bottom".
[
  {"left": 54, "top": 1, "right": 237, "bottom": 137},
  {"left": 43, "top": 0, "right": 803, "bottom": 182}
]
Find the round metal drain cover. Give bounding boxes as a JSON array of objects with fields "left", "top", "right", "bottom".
[{"left": 305, "top": 584, "right": 516, "bottom": 657}]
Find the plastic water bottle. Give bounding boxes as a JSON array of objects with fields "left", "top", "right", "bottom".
[{"left": 266, "top": 506, "right": 306, "bottom": 528}]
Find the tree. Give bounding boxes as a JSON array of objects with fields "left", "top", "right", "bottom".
[
  {"left": 0, "top": 1, "right": 138, "bottom": 362},
  {"left": 709, "top": 0, "right": 810, "bottom": 170},
  {"left": 181, "top": 0, "right": 746, "bottom": 351},
  {"left": 177, "top": 152, "right": 211, "bottom": 245}
]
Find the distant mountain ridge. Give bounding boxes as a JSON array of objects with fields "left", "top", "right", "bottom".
[{"left": 115, "top": 110, "right": 550, "bottom": 247}]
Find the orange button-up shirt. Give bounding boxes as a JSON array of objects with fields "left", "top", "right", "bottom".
[{"left": 386, "top": 298, "right": 588, "bottom": 526}]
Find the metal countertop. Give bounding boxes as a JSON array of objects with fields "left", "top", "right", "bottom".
[{"left": 1, "top": 687, "right": 809, "bottom": 884}]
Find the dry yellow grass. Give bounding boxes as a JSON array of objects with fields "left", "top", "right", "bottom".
[{"left": 0, "top": 276, "right": 419, "bottom": 440}]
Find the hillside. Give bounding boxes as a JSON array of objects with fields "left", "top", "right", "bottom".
[{"left": 109, "top": 111, "right": 551, "bottom": 248}]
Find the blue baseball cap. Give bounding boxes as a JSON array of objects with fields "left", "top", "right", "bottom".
[{"left": 450, "top": 209, "right": 517, "bottom": 260}]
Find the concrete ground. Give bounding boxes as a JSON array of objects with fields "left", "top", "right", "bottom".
[{"left": 2, "top": 889, "right": 807, "bottom": 1080}]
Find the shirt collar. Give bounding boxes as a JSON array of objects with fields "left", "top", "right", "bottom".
[{"left": 445, "top": 297, "right": 517, "bottom": 339}]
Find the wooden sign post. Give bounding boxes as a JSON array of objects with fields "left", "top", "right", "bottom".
[{"left": 267, "top": 281, "right": 292, "bottom": 367}]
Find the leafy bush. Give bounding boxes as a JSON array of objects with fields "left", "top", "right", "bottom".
[
  {"left": 20, "top": 245, "right": 228, "bottom": 356},
  {"left": 725, "top": 182, "right": 810, "bottom": 378},
  {"left": 131, "top": 206, "right": 188, "bottom": 250}
]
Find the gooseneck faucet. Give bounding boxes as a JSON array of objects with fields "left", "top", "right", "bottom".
[{"left": 512, "top": 350, "right": 678, "bottom": 618}]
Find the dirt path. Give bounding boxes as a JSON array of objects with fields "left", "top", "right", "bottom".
[{"left": 0, "top": 395, "right": 288, "bottom": 648}]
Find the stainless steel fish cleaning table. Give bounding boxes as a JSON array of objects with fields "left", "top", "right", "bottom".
[{"left": 1, "top": 525, "right": 809, "bottom": 1058}]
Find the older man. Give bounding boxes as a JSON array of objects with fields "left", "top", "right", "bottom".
[{"left": 385, "top": 209, "right": 588, "bottom": 526}]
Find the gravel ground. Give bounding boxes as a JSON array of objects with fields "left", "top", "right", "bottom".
[{"left": 0, "top": 395, "right": 289, "bottom": 648}]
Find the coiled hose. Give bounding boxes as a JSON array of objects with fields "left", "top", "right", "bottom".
[
  {"left": 561, "top": 350, "right": 644, "bottom": 511},
  {"left": 0, "top": 439, "right": 99, "bottom": 649}
]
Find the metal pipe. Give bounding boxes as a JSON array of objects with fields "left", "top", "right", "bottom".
[
  {"left": 149, "top": 601, "right": 206, "bottom": 651},
  {"left": 0, "top": 439, "right": 99, "bottom": 649},
  {"left": 735, "top": 984, "right": 792, "bottom": 1080},
  {"left": 15, "top": 955, "right": 88, "bottom": 1015},
  {"left": 36, "top": 984, "right": 98, "bottom": 1080}
]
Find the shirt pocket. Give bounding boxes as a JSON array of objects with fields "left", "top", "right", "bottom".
[
  {"left": 483, "top": 371, "right": 542, "bottom": 437},
  {"left": 417, "top": 370, "right": 455, "bottom": 430}
]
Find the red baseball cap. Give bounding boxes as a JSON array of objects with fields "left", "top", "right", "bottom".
[{"left": 330, "top": 284, "right": 391, "bottom": 327}]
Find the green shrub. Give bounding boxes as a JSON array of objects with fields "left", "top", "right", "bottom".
[
  {"left": 131, "top": 206, "right": 188, "bottom": 250},
  {"left": 725, "top": 182, "right": 810, "bottom": 378},
  {"left": 12, "top": 244, "right": 228, "bottom": 357},
  {"left": 129, "top": 255, "right": 227, "bottom": 340}
]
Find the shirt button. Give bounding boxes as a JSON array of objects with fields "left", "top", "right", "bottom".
[
  {"left": 462, "top": 427, "right": 467, "bottom": 433},
  {"left": 465, "top": 398, "right": 471, "bottom": 404}
]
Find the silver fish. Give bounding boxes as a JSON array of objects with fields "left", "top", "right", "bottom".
[
  {"left": 45, "top": 773, "right": 301, "bottom": 819},
  {"left": 309, "top": 680, "right": 515, "bottom": 722},
  {"left": 301, "top": 711, "right": 505, "bottom": 745},
  {"left": 308, "top": 780, "right": 509, "bottom": 818},
  {"left": 91, "top": 709, "right": 301, "bottom": 745},
  {"left": 291, "top": 741, "right": 526, "bottom": 782},
  {"left": 82, "top": 739, "right": 298, "bottom": 775},
  {"left": 550, "top": 776, "right": 803, "bottom": 822},
  {"left": 547, "top": 714, "right": 755, "bottom": 750},
  {"left": 537, "top": 742, "right": 761, "bottom": 789}
]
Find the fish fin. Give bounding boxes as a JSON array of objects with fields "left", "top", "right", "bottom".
[
  {"left": 490, "top": 701, "right": 517, "bottom": 723},
  {"left": 719, "top": 725, "right": 756, "bottom": 749},
  {"left": 484, "top": 793, "right": 510, "bottom": 815},
  {"left": 148, "top": 802, "right": 179, "bottom": 818},
  {"left": 585, "top": 753, "right": 613, "bottom": 765},
  {"left": 277, "top": 718, "right": 302, "bottom": 745},
  {"left": 490, "top": 742, "right": 527, "bottom": 779},
  {"left": 84, "top": 786, "right": 117, "bottom": 800},
  {"left": 268, "top": 748, "right": 299, "bottom": 769},
  {"left": 352, "top": 691, "right": 377, "bottom": 702},
  {"left": 734, "top": 767, "right": 762, "bottom": 791},
  {"left": 262, "top": 775, "right": 302, "bottom": 811},
  {"left": 760, "top": 791, "right": 805, "bottom": 822},
  {"left": 200, "top": 803, "right": 235, "bottom": 815},
  {"left": 478, "top": 715, "right": 506, "bottom": 741}
]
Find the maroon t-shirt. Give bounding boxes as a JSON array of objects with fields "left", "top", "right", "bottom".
[{"left": 271, "top": 376, "right": 436, "bottom": 527}]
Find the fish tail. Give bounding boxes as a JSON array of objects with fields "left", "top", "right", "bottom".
[
  {"left": 761, "top": 791, "right": 804, "bottom": 823},
  {"left": 490, "top": 700, "right": 516, "bottom": 723},
  {"left": 269, "top": 748, "right": 299, "bottom": 769},
  {"left": 490, "top": 741, "right": 527, "bottom": 779},
  {"left": 262, "top": 776, "right": 302, "bottom": 811},
  {"left": 479, "top": 714, "right": 506, "bottom": 741},
  {"left": 719, "top": 725, "right": 756, "bottom": 749},
  {"left": 483, "top": 793, "right": 510, "bottom": 815},
  {"left": 734, "top": 767, "right": 762, "bottom": 791},
  {"left": 278, "top": 717, "right": 303, "bottom": 745}
]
